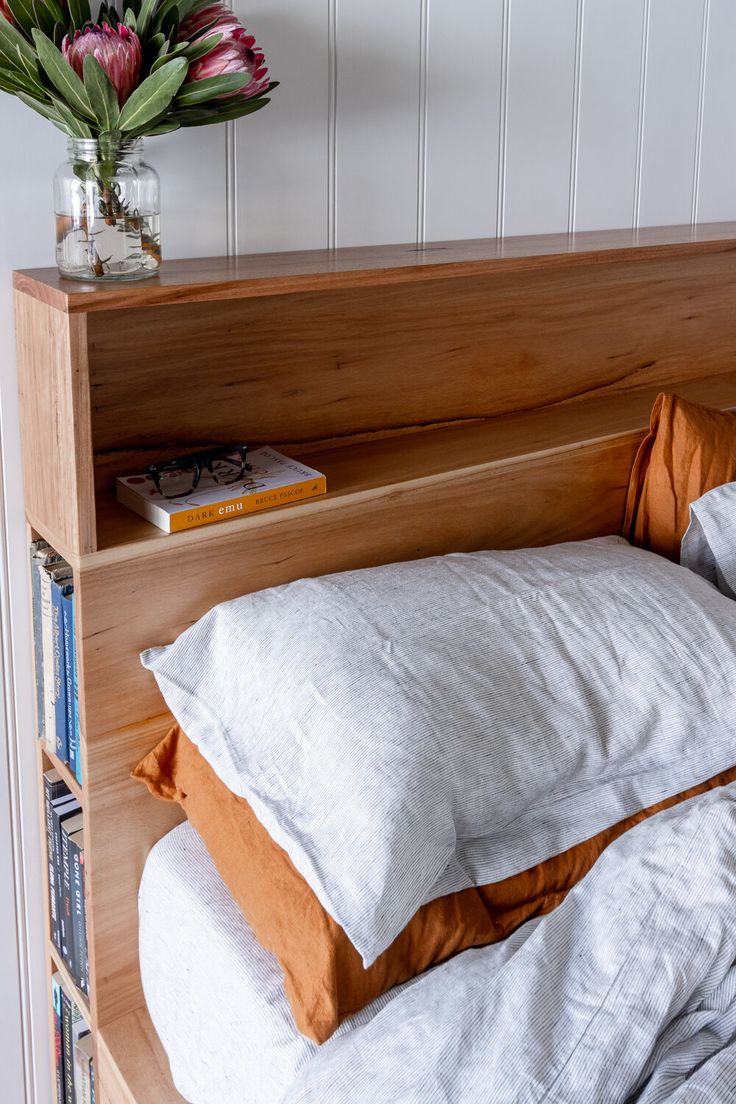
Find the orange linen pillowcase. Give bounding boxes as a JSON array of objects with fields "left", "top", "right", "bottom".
[
  {"left": 624, "top": 392, "right": 736, "bottom": 560},
  {"left": 133, "top": 725, "right": 736, "bottom": 1045}
]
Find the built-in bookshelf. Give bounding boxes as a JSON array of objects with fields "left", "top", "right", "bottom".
[{"left": 14, "top": 225, "right": 736, "bottom": 1104}]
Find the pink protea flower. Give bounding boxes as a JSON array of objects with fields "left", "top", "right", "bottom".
[
  {"left": 0, "top": 0, "right": 13, "bottom": 23},
  {"left": 178, "top": 2, "right": 242, "bottom": 42},
  {"left": 180, "top": 4, "right": 269, "bottom": 101},
  {"left": 62, "top": 23, "right": 142, "bottom": 106}
]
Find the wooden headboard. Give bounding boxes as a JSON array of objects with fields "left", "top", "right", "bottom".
[{"left": 13, "top": 223, "right": 736, "bottom": 1104}]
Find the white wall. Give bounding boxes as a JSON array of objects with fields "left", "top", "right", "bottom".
[{"left": 1, "top": 2, "right": 736, "bottom": 1100}]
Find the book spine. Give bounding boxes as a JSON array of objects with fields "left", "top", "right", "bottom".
[
  {"left": 73, "top": 1041, "right": 91, "bottom": 1104},
  {"left": 51, "top": 974, "right": 64, "bottom": 1104},
  {"left": 40, "top": 564, "right": 57, "bottom": 754},
  {"left": 71, "top": 1022, "right": 89, "bottom": 1104},
  {"left": 61, "top": 986, "right": 75, "bottom": 1104},
  {"left": 169, "top": 474, "right": 328, "bottom": 532},
  {"left": 51, "top": 578, "right": 68, "bottom": 764},
  {"left": 61, "top": 590, "right": 75, "bottom": 780},
  {"left": 30, "top": 543, "right": 48, "bottom": 743},
  {"left": 69, "top": 835, "right": 87, "bottom": 994},
  {"left": 44, "top": 776, "right": 66, "bottom": 951},
  {"left": 61, "top": 822, "right": 77, "bottom": 981},
  {"left": 71, "top": 592, "right": 81, "bottom": 786},
  {"left": 51, "top": 797, "right": 77, "bottom": 962}
]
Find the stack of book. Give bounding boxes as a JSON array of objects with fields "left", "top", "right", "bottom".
[
  {"left": 31, "top": 541, "right": 82, "bottom": 784},
  {"left": 44, "top": 770, "right": 88, "bottom": 996},
  {"left": 52, "top": 972, "right": 94, "bottom": 1104}
]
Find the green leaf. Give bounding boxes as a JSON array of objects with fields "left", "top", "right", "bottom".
[
  {"left": 49, "top": 93, "right": 93, "bottom": 136},
  {"left": 176, "top": 96, "right": 270, "bottom": 126},
  {"left": 176, "top": 73, "right": 249, "bottom": 105},
  {"left": 180, "top": 31, "right": 222, "bottom": 63},
  {"left": 124, "top": 7, "right": 137, "bottom": 29},
  {"left": 31, "top": 0, "right": 59, "bottom": 36},
  {"left": 151, "top": 0, "right": 180, "bottom": 33},
  {"left": 15, "top": 89, "right": 63, "bottom": 124},
  {"left": 134, "top": 0, "right": 157, "bottom": 39},
  {"left": 67, "top": 0, "right": 91, "bottom": 30},
  {"left": 32, "top": 29, "right": 96, "bottom": 119},
  {"left": 149, "top": 39, "right": 192, "bottom": 72},
  {"left": 6, "top": 0, "right": 35, "bottom": 36},
  {"left": 43, "top": 0, "right": 66, "bottom": 21},
  {"left": 117, "top": 56, "right": 188, "bottom": 131},
  {"left": 0, "top": 11, "right": 37, "bottom": 71},
  {"left": 83, "top": 54, "right": 120, "bottom": 132},
  {"left": 145, "top": 118, "right": 180, "bottom": 135},
  {"left": 12, "top": 46, "right": 46, "bottom": 95}
]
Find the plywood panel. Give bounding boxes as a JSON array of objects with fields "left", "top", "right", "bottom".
[
  {"left": 575, "top": 0, "right": 646, "bottom": 231},
  {"left": 85, "top": 250, "right": 736, "bottom": 458},
  {"left": 638, "top": 0, "right": 706, "bottom": 227},
  {"left": 335, "top": 0, "right": 421, "bottom": 247},
  {"left": 503, "top": 0, "right": 579, "bottom": 235},
  {"left": 14, "top": 295, "right": 96, "bottom": 556},
  {"left": 424, "top": 0, "right": 504, "bottom": 241},
  {"left": 697, "top": 0, "right": 736, "bottom": 223},
  {"left": 233, "top": 0, "right": 329, "bottom": 253}
]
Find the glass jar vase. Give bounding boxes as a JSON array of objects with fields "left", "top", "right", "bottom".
[{"left": 54, "top": 137, "right": 161, "bottom": 281}]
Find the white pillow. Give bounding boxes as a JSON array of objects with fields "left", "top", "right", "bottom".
[
  {"left": 681, "top": 481, "right": 736, "bottom": 599},
  {"left": 141, "top": 535, "right": 736, "bottom": 967}
]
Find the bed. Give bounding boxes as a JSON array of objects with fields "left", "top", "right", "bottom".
[{"left": 15, "top": 227, "right": 736, "bottom": 1104}]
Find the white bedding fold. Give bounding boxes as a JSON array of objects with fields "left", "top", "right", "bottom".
[{"left": 284, "top": 783, "right": 736, "bottom": 1104}]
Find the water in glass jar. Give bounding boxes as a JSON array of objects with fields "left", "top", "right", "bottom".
[{"left": 55, "top": 212, "right": 161, "bottom": 281}]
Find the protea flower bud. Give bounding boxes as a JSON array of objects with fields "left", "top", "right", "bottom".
[
  {"left": 62, "top": 23, "right": 142, "bottom": 106},
  {"left": 179, "top": 3, "right": 268, "bottom": 100},
  {"left": 178, "top": 2, "right": 242, "bottom": 42},
  {"left": 0, "top": 0, "right": 13, "bottom": 23},
  {"left": 187, "top": 27, "right": 269, "bottom": 100}
]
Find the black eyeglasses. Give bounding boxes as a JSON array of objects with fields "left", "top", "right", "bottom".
[{"left": 145, "top": 444, "right": 252, "bottom": 500}]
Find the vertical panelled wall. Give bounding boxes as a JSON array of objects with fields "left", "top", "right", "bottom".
[
  {"left": 235, "top": 0, "right": 736, "bottom": 253},
  {"left": 1, "top": 3, "right": 736, "bottom": 1103}
]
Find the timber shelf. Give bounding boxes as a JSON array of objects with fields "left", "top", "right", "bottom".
[
  {"left": 86, "top": 367, "right": 736, "bottom": 570},
  {"left": 13, "top": 221, "right": 736, "bottom": 314},
  {"left": 15, "top": 224, "right": 736, "bottom": 1104},
  {"left": 15, "top": 223, "right": 736, "bottom": 568}
]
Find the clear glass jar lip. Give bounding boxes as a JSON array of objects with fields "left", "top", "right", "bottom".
[{"left": 67, "top": 137, "right": 145, "bottom": 158}]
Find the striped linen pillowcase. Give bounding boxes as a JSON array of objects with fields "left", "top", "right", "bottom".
[
  {"left": 681, "top": 481, "right": 736, "bottom": 599},
  {"left": 141, "top": 535, "right": 736, "bottom": 967}
]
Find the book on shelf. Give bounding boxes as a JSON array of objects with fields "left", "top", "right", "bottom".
[
  {"left": 61, "top": 811, "right": 84, "bottom": 984},
  {"left": 74, "top": 1032, "right": 95, "bottom": 1104},
  {"left": 69, "top": 827, "right": 88, "bottom": 995},
  {"left": 43, "top": 769, "right": 89, "bottom": 995},
  {"left": 116, "top": 446, "right": 327, "bottom": 533},
  {"left": 51, "top": 973, "right": 64, "bottom": 1104},
  {"left": 43, "top": 771, "right": 70, "bottom": 952},
  {"left": 31, "top": 543, "right": 82, "bottom": 784},
  {"left": 57, "top": 977, "right": 91, "bottom": 1104}
]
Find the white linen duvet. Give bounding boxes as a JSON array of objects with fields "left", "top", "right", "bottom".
[
  {"left": 145, "top": 783, "right": 736, "bottom": 1104},
  {"left": 285, "top": 782, "right": 736, "bottom": 1104}
]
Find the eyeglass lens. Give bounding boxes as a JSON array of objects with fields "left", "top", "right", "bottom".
[
  {"left": 209, "top": 454, "right": 244, "bottom": 485},
  {"left": 158, "top": 463, "right": 199, "bottom": 499}
]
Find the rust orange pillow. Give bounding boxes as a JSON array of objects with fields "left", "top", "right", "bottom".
[
  {"left": 624, "top": 392, "right": 736, "bottom": 560},
  {"left": 133, "top": 725, "right": 736, "bottom": 1044}
]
